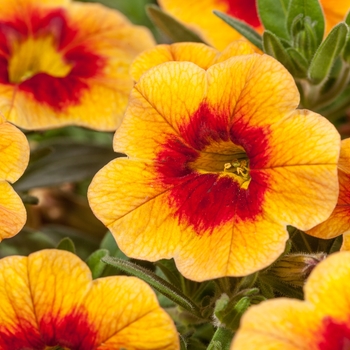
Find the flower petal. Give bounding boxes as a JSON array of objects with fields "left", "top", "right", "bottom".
[
  {"left": 84, "top": 276, "right": 179, "bottom": 349},
  {"left": 305, "top": 251, "right": 350, "bottom": 322},
  {"left": 0, "top": 121, "right": 29, "bottom": 183},
  {"left": 0, "top": 181, "right": 26, "bottom": 240},
  {"left": 231, "top": 299, "right": 319, "bottom": 350}
]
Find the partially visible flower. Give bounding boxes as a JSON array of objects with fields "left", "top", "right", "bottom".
[
  {"left": 321, "top": 0, "right": 350, "bottom": 33},
  {"left": 88, "top": 50, "right": 340, "bottom": 281},
  {"left": 158, "top": 0, "right": 349, "bottom": 49},
  {"left": 231, "top": 251, "right": 350, "bottom": 350},
  {"left": 0, "top": 115, "right": 29, "bottom": 240},
  {"left": 131, "top": 41, "right": 254, "bottom": 81},
  {"left": 0, "top": 0, "right": 154, "bottom": 130},
  {"left": 0, "top": 249, "right": 179, "bottom": 349},
  {"left": 306, "top": 138, "right": 350, "bottom": 240},
  {"left": 158, "top": 0, "right": 262, "bottom": 50}
]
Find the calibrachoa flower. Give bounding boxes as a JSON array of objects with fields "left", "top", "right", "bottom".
[
  {"left": 307, "top": 138, "right": 350, "bottom": 240},
  {"left": 0, "top": 115, "right": 29, "bottom": 240},
  {"left": 158, "top": 0, "right": 350, "bottom": 49},
  {"left": 158, "top": 0, "right": 262, "bottom": 50},
  {"left": 88, "top": 49, "right": 340, "bottom": 281},
  {"left": 231, "top": 251, "right": 350, "bottom": 350},
  {"left": 0, "top": 249, "right": 179, "bottom": 349},
  {"left": 0, "top": 0, "right": 154, "bottom": 130},
  {"left": 130, "top": 41, "right": 255, "bottom": 81}
]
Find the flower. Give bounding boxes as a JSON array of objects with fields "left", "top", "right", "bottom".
[
  {"left": 231, "top": 251, "right": 350, "bottom": 350},
  {"left": 158, "top": 0, "right": 262, "bottom": 50},
  {"left": 321, "top": 0, "right": 350, "bottom": 33},
  {"left": 0, "top": 249, "right": 179, "bottom": 349},
  {"left": 88, "top": 50, "right": 340, "bottom": 281},
  {"left": 306, "top": 138, "right": 350, "bottom": 240},
  {"left": 0, "top": 0, "right": 155, "bottom": 131},
  {"left": 130, "top": 41, "right": 255, "bottom": 82},
  {"left": 0, "top": 115, "right": 29, "bottom": 240},
  {"left": 158, "top": 0, "right": 349, "bottom": 49}
]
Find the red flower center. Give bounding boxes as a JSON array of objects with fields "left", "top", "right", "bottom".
[
  {"left": 0, "top": 310, "right": 97, "bottom": 350},
  {"left": 155, "top": 102, "right": 271, "bottom": 235},
  {"left": 218, "top": 0, "right": 261, "bottom": 28},
  {"left": 0, "top": 7, "right": 105, "bottom": 112},
  {"left": 318, "top": 316, "right": 350, "bottom": 350}
]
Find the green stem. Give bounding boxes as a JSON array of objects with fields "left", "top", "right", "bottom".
[{"left": 207, "top": 327, "right": 234, "bottom": 350}]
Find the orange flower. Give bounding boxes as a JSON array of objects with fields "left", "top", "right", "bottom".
[
  {"left": 231, "top": 251, "right": 350, "bottom": 349},
  {"left": 0, "top": 249, "right": 179, "bottom": 349},
  {"left": 88, "top": 46, "right": 340, "bottom": 281},
  {"left": 158, "top": 0, "right": 262, "bottom": 50},
  {"left": 0, "top": 0, "right": 154, "bottom": 130},
  {"left": 131, "top": 41, "right": 255, "bottom": 81},
  {"left": 0, "top": 115, "right": 29, "bottom": 240},
  {"left": 158, "top": 0, "right": 350, "bottom": 49},
  {"left": 321, "top": 0, "right": 350, "bottom": 33},
  {"left": 307, "top": 138, "right": 350, "bottom": 240}
]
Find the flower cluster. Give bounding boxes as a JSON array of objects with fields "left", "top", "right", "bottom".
[{"left": 1, "top": 0, "right": 350, "bottom": 349}]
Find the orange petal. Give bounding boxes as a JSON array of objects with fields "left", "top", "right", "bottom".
[
  {"left": 0, "top": 181, "right": 26, "bottom": 240},
  {"left": 231, "top": 299, "right": 320, "bottom": 350},
  {"left": 84, "top": 276, "right": 179, "bottom": 349},
  {"left": 305, "top": 251, "right": 350, "bottom": 322},
  {"left": 306, "top": 138, "right": 349, "bottom": 239},
  {"left": 0, "top": 121, "right": 29, "bottom": 183},
  {"left": 158, "top": 0, "right": 261, "bottom": 50}
]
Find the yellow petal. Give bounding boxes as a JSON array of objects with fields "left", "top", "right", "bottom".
[
  {"left": 158, "top": 0, "right": 259, "bottom": 50},
  {"left": 0, "top": 121, "right": 29, "bottom": 183},
  {"left": 305, "top": 251, "right": 350, "bottom": 322},
  {"left": 84, "top": 276, "right": 179, "bottom": 349},
  {"left": 0, "top": 181, "right": 26, "bottom": 240},
  {"left": 206, "top": 54, "right": 299, "bottom": 128},
  {"left": 231, "top": 299, "right": 319, "bottom": 350}
]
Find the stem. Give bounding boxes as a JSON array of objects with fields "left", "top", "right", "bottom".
[{"left": 207, "top": 327, "right": 234, "bottom": 350}]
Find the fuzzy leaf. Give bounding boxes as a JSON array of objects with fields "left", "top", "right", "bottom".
[
  {"left": 86, "top": 249, "right": 109, "bottom": 279},
  {"left": 263, "top": 30, "right": 296, "bottom": 74},
  {"left": 308, "top": 23, "right": 348, "bottom": 84},
  {"left": 257, "top": 0, "right": 290, "bottom": 40},
  {"left": 56, "top": 237, "right": 76, "bottom": 254},
  {"left": 287, "top": 0, "right": 325, "bottom": 46}
]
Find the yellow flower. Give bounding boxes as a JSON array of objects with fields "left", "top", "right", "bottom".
[
  {"left": 158, "top": 0, "right": 262, "bottom": 50},
  {"left": 0, "top": 0, "right": 154, "bottom": 130},
  {"left": 88, "top": 47, "right": 340, "bottom": 282},
  {"left": 131, "top": 41, "right": 255, "bottom": 82},
  {"left": 231, "top": 251, "right": 350, "bottom": 349},
  {"left": 307, "top": 138, "right": 350, "bottom": 242},
  {"left": 0, "top": 249, "right": 179, "bottom": 349},
  {"left": 158, "top": 0, "right": 350, "bottom": 49},
  {"left": 0, "top": 116, "right": 29, "bottom": 240}
]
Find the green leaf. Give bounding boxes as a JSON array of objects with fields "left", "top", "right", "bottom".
[
  {"left": 146, "top": 5, "right": 206, "bottom": 43},
  {"left": 102, "top": 256, "right": 202, "bottom": 318},
  {"left": 308, "top": 23, "right": 348, "bottom": 84},
  {"left": 14, "top": 140, "right": 119, "bottom": 191},
  {"left": 213, "top": 11, "right": 263, "bottom": 51},
  {"left": 86, "top": 249, "right": 109, "bottom": 279},
  {"left": 342, "top": 12, "right": 350, "bottom": 63},
  {"left": 287, "top": 0, "right": 325, "bottom": 46},
  {"left": 286, "top": 47, "right": 308, "bottom": 76},
  {"left": 263, "top": 31, "right": 296, "bottom": 74},
  {"left": 257, "top": 0, "right": 290, "bottom": 40},
  {"left": 207, "top": 327, "right": 233, "bottom": 350},
  {"left": 56, "top": 237, "right": 76, "bottom": 254}
]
